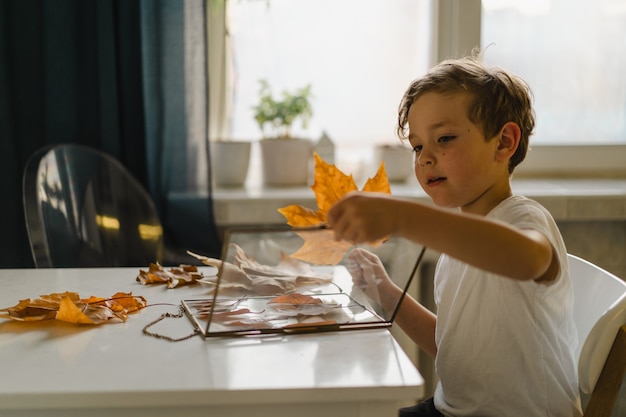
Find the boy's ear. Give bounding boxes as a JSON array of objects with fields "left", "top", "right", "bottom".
[{"left": 495, "top": 122, "right": 521, "bottom": 161}]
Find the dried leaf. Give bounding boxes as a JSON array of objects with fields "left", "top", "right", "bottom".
[
  {"left": 269, "top": 293, "right": 322, "bottom": 305},
  {"left": 289, "top": 229, "right": 352, "bottom": 266},
  {"left": 268, "top": 293, "right": 340, "bottom": 316},
  {"left": 0, "top": 292, "right": 147, "bottom": 325},
  {"left": 362, "top": 161, "right": 392, "bottom": 194},
  {"left": 0, "top": 298, "right": 56, "bottom": 321},
  {"left": 278, "top": 153, "right": 391, "bottom": 264},
  {"left": 136, "top": 263, "right": 203, "bottom": 288},
  {"left": 310, "top": 153, "right": 359, "bottom": 216},
  {"left": 56, "top": 296, "right": 98, "bottom": 324},
  {"left": 188, "top": 246, "right": 333, "bottom": 296},
  {"left": 276, "top": 205, "right": 325, "bottom": 227}
]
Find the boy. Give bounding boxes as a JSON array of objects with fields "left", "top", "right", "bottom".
[{"left": 327, "top": 54, "right": 582, "bottom": 416}]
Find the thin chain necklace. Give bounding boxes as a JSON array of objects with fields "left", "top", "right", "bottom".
[{"left": 142, "top": 305, "right": 199, "bottom": 342}]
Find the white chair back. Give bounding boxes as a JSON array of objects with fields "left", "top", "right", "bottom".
[{"left": 568, "top": 254, "right": 626, "bottom": 394}]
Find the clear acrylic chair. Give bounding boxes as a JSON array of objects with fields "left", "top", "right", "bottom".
[
  {"left": 568, "top": 254, "right": 626, "bottom": 417},
  {"left": 23, "top": 144, "right": 164, "bottom": 267}
]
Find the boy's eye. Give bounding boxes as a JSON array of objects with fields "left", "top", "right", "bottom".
[
  {"left": 412, "top": 145, "right": 422, "bottom": 153},
  {"left": 438, "top": 135, "right": 455, "bottom": 143}
]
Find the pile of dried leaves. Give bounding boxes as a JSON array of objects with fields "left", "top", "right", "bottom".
[{"left": 0, "top": 292, "right": 147, "bottom": 324}]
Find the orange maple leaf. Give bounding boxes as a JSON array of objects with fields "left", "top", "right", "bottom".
[
  {"left": 278, "top": 153, "right": 391, "bottom": 265},
  {"left": 289, "top": 228, "right": 352, "bottom": 265}
]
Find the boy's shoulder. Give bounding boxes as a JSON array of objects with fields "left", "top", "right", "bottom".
[{"left": 489, "top": 195, "right": 555, "bottom": 226}]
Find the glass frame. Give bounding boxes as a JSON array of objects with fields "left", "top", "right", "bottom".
[{"left": 182, "top": 226, "right": 427, "bottom": 338}]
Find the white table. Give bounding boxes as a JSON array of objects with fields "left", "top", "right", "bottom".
[{"left": 0, "top": 267, "right": 423, "bottom": 417}]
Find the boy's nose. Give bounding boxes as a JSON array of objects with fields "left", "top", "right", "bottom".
[{"left": 416, "top": 149, "right": 434, "bottom": 165}]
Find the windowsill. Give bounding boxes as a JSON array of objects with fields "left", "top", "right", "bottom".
[{"left": 168, "top": 177, "right": 626, "bottom": 227}]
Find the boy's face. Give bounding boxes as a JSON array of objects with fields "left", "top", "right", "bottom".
[{"left": 407, "top": 91, "right": 512, "bottom": 215}]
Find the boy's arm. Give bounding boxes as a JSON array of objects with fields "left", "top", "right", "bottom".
[
  {"left": 329, "top": 194, "right": 557, "bottom": 283},
  {"left": 397, "top": 199, "right": 556, "bottom": 282},
  {"left": 391, "top": 291, "right": 438, "bottom": 358}
]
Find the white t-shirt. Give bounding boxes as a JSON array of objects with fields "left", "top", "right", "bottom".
[{"left": 433, "top": 195, "right": 582, "bottom": 417}]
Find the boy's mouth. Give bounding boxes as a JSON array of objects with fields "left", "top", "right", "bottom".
[{"left": 426, "top": 176, "right": 446, "bottom": 185}]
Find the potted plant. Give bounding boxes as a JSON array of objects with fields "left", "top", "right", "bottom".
[{"left": 253, "top": 80, "right": 314, "bottom": 186}]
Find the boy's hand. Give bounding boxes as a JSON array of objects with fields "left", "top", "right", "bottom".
[
  {"left": 327, "top": 192, "right": 398, "bottom": 243},
  {"left": 346, "top": 248, "right": 400, "bottom": 315}
]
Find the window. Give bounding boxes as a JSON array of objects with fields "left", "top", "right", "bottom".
[
  {"left": 215, "top": 0, "right": 626, "bottom": 181},
  {"left": 479, "top": 0, "right": 626, "bottom": 175},
  {"left": 481, "top": 0, "right": 626, "bottom": 145},
  {"left": 224, "top": 0, "right": 433, "bottom": 181}
]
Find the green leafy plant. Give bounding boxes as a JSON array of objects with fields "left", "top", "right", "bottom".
[{"left": 252, "top": 80, "right": 313, "bottom": 139}]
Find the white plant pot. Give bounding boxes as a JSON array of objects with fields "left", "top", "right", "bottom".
[
  {"left": 260, "top": 138, "right": 313, "bottom": 186},
  {"left": 211, "top": 141, "right": 252, "bottom": 187},
  {"left": 374, "top": 144, "right": 414, "bottom": 183}
]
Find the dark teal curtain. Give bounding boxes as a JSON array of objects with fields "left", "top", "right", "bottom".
[{"left": 0, "top": 0, "right": 221, "bottom": 267}]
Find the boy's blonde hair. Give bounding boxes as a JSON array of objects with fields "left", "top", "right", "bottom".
[{"left": 397, "top": 53, "right": 535, "bottom": 173}]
